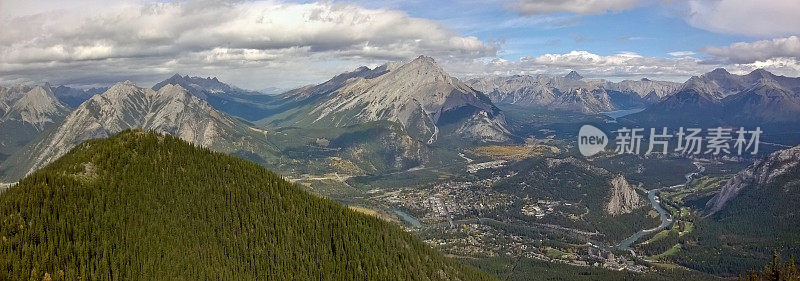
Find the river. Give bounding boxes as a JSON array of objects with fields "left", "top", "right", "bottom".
[
  {"left": 599, "top": 108, "right": 645, "bottom": 123},
  {"left": 393, "top": 209, "right": 423, "bottom": 228},
  {"left": 617, "top": 163, "right": 704, "bottom": 250}
]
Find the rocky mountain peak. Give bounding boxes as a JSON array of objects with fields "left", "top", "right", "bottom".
[
  {"left": 0, "top": 84, "right": 32, "bottom": 105},
  {"left": 2, "top": 84, "right": 70, "bottom": 131},
  {"left": 276, "top": 55, "right": 509, "bottom": 143},
  {"left": 399, "top": 55, "right": 447, "bottom": 78},
  {"left": 564, "top": 70, "right": 584, "bottom": 80},
  {"left": 745, "top": 68, "right": 775, "bottom": 80},
  {"left": 152, "top": 74, "right": 241, "bottom": 99},
  {"left": 411, "top": 55, "right": 436, "bottom": 65},
  {"left": 707, "top": 67, "right": 731, "bottom": 76}
]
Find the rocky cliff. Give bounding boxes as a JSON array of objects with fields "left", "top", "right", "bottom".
[
  {"left": 605, "top": 174, "right": 646, "bottom": 215},
  {"left": 704, "top": 144, "right": 800, "bottom": 216}
]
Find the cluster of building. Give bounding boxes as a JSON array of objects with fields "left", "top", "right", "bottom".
[{"left": 380, "top": 177, "right": 516, "bottom": 224}]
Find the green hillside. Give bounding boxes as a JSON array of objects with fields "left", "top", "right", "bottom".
[{"left": 0, "top": 130, "right": 496, "bottom": 281}]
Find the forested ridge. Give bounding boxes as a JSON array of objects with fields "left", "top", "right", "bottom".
[{"left": 0, "top": 130, "right": 496, "bottom": 281}]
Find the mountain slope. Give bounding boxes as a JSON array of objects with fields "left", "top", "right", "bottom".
[
  {"left": 1, "top": 81, "right": 276, "bottom": 182},
  {"left": 670, "top": 144, "right": 800, "bottom": 275},
  {"left": 264, "top": 56, "right": 510, "bottom": 143},
  {"left": 0, "top": 85, "right": 70, "bottom": 161},
  {"left": 0, "top": 131, "right": 496, "bottom": 280},
  {"left": 704, "top": 144, "right": 800, "bottom": 216},
  {"left": 152, "top": 74, "right": 277, "bottom": 121}
]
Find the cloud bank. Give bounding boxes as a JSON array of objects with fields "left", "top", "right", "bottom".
[
  {"left": 1, "top": 0, "right": 799, "bottom": 89},
  {"left": 684, "top": 0, "right": 800, "bottom": 37},
  {"left": 0, "top": 0, "right": 495, "bottom": 88},
  {"left": 446, "top": 49, "right": 800, "bottom": 82},
  {"left": 703, "top": 36, "right": 800, "bottom": 64}
]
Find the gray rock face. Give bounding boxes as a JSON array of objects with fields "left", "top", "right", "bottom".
[
  {"left": 0, "top": 84, "right": 71, "bottom": 159},
  {"left": 8, "top": 81, "right": 272, "bottom": 180},
  {"left": 274, "top": 56, "right": 510, "bottom": 143},
  {"left": 2, "top": 85, "right": 70, "bottom": 130},
  {"left": 605, "top": 174, "right": 645, "bottom": 215},
  {"left": 0, "top": 84, "right": 33, "bottom": 116},
  {"left": 704, "top": 144, "right": 800, "bottom": 216}
]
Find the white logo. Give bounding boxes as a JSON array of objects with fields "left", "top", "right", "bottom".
[{"left": 578, "top": 125, "right": 608, "bottom": 157}]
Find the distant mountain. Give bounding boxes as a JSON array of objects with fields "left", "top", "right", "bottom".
[
  {"left": 153, "top": 74, "right": 258, "bottom": 99},
  {"left": 1, "top": 82, "right": 276, "bottom": 182},
  {"left": 0, "top": 84, "right": 70, "bottom": 162},
  {"left": 466, "top": 72, "right": 678, "bottom": 114},
  {"left": 51, "top": 85, "right": 108, "bottom": 108},
  {"left": 0, "top": 131, "right": 496, "bottom": 280},
  {"left": 629, "top": 69, "right": 800, "bottom": 128},
  {"left": 265, "top": 56, "right": 511, "bottom": 143},
  {"left": 153, "top": 74, "right": 277, "bottom": 121},
  {"left": 603, "top": 78, "right": 681, "bottom": 103},
  {"left": 0, "top": 84, "right": 32, "bottom": 116},
  {"left": 564, "top": 70, "right": 584, "bottom": 80}
]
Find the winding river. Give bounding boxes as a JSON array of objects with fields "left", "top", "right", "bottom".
[{"left": 617, "top": 163, "right": 704, "bottom": 250}]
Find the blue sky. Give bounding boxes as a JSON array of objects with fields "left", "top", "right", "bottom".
[
  {"left": 1, "top": 0, "right": 798, "bottom": 89},
  {"left": 349, "top": 0, "right": 751, "bottom": 59}
]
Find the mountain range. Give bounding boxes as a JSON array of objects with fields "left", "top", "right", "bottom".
[
  {"left": 629, "top": 68, "right": 800, "bottom": 129},
  {"left": 153, "top": 74, "right": 279, "bottom": 121},
  {"left": 1, "top": 82, "right": 276, "bottom": 181},
  {"left": 466, "top": 71, "right": 681, "bottom": 114},
  {"left": 2, "top": 56, "right": 800, "bottom": 279}
]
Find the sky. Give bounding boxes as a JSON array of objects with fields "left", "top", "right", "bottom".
[{"left": 1, "top": 0, "right": 799, "bottom": 90}]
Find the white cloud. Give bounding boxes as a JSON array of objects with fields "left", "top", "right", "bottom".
[
  {"left": 684, "top": 0, "right": 800, "bottom": 37},
  {"left": 445, "top": 49, "right": 800, "bottom": 82},
  {"left": 508, "top": 0, "right": 641, "bottom": 15},
  {"left": 0, "top": 0, "right": 495, "bottom": 88},
  {"left": 446, "top": 50, "right": 707, "bottom": 81},
  {"left": 667, "top": 51, "right": 695, "bottom": 57},
  {"left": 703, "top": 36, "right": 800, "bottom": 64}
]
